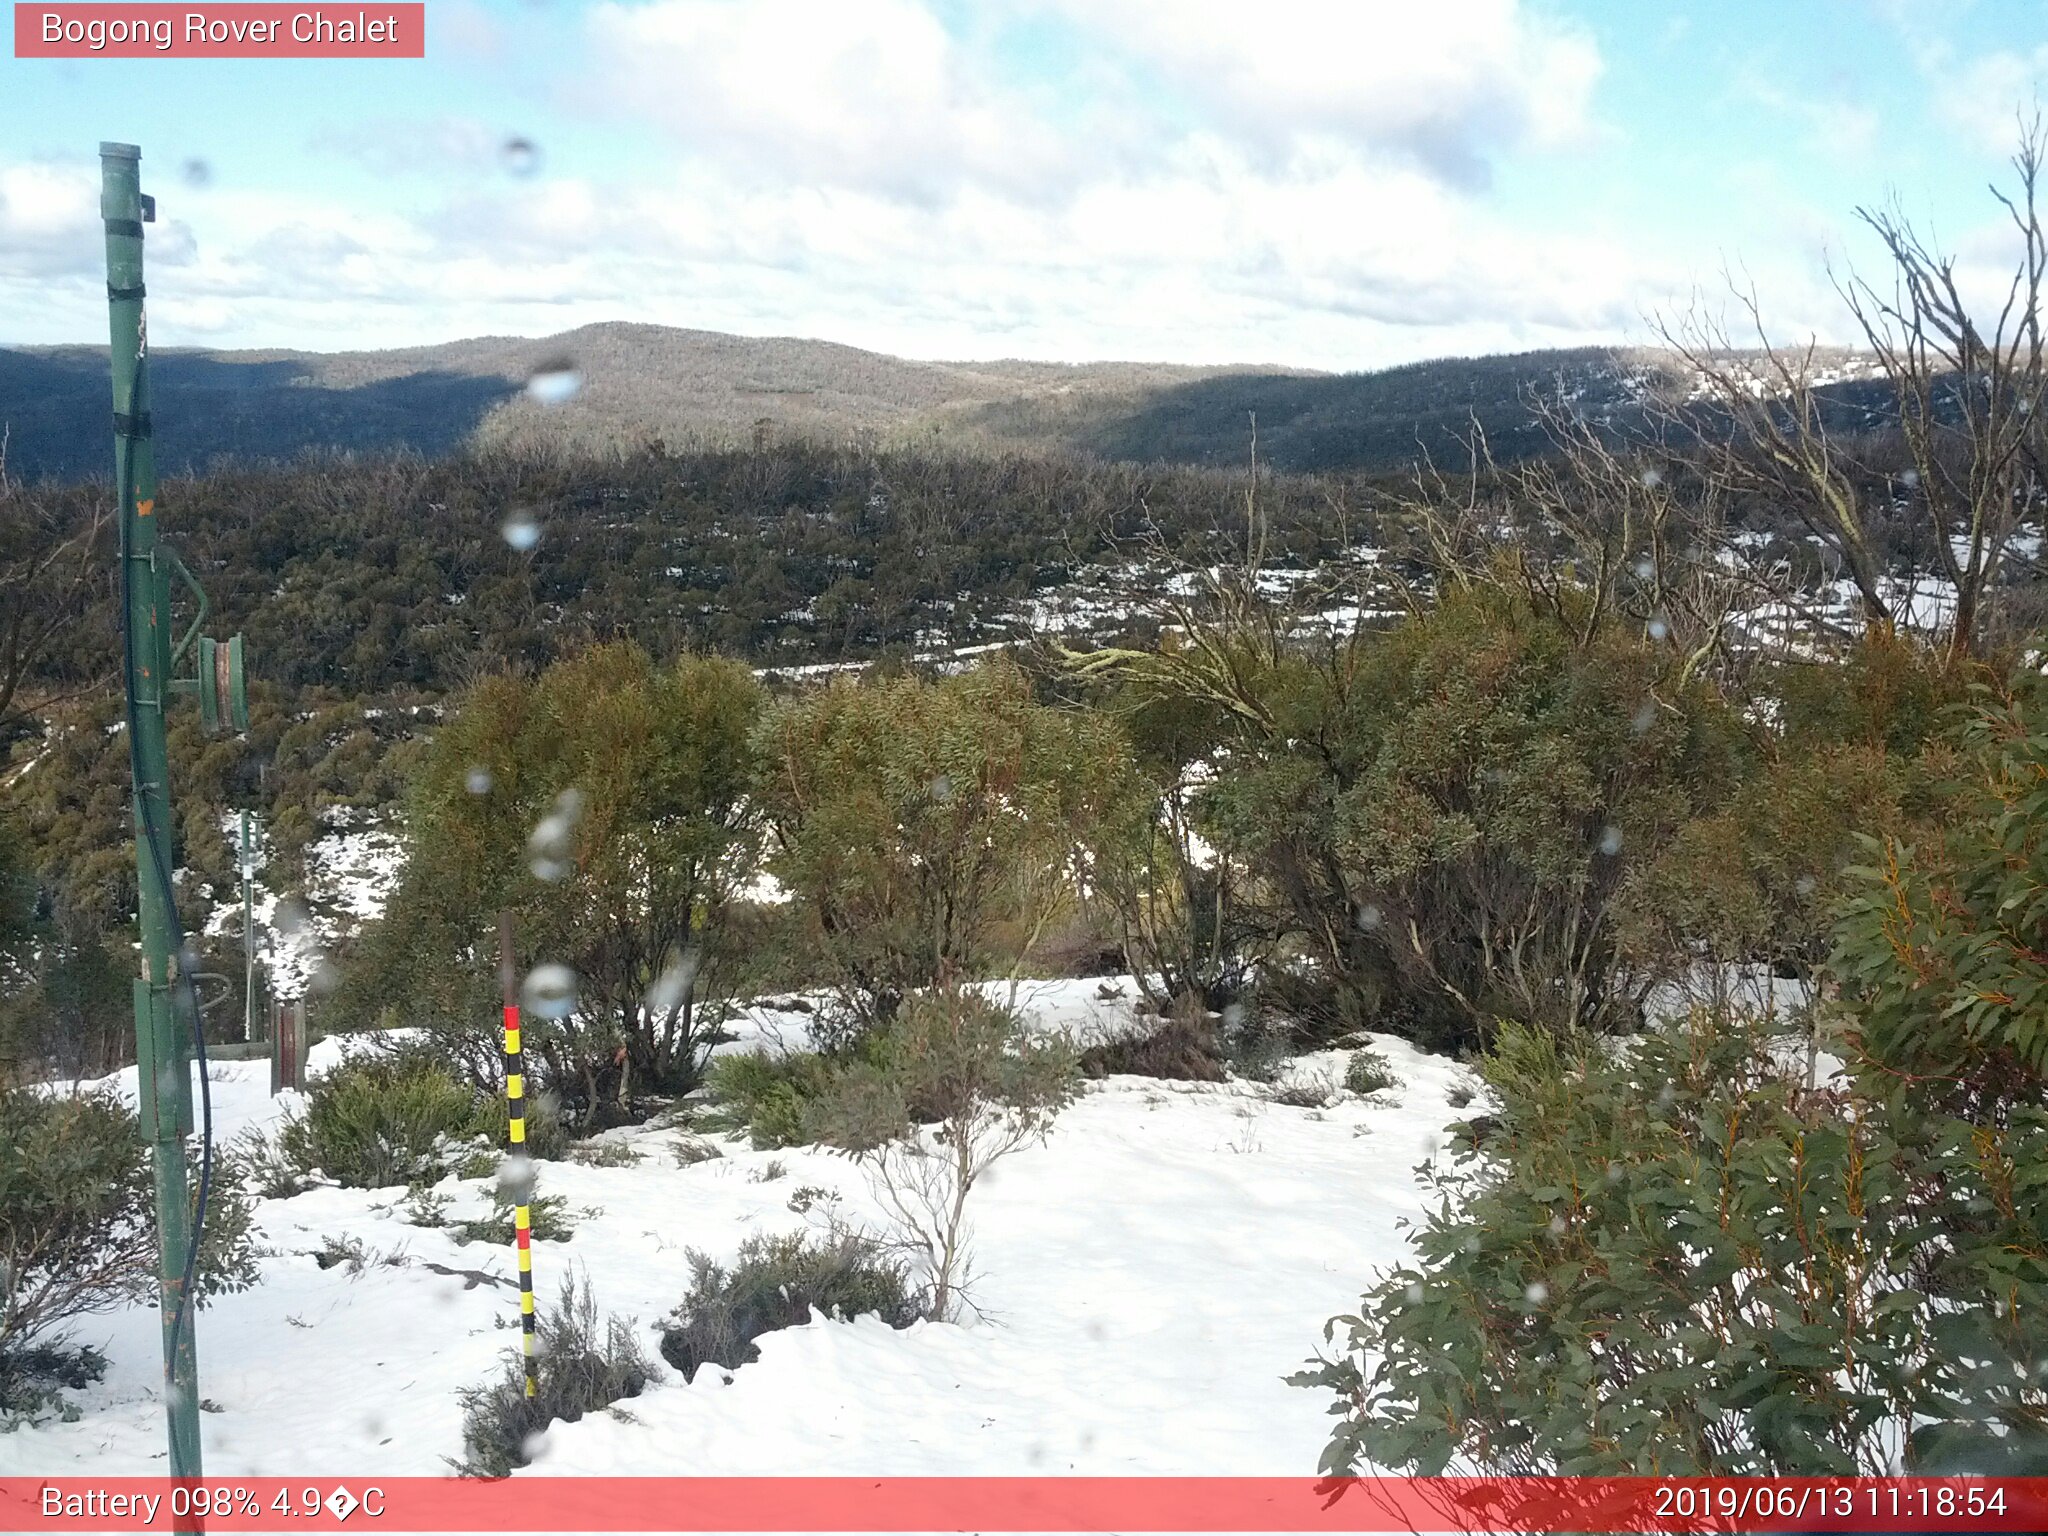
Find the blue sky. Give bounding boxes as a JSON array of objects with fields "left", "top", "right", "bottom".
[{"left": 1, "top": 0, "right": 2042, "bottom": 367}]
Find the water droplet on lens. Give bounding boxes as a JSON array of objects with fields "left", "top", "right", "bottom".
[
  {"left": 1404, "top": 1281, "right": 1424, "bottom": 1304},
  {"left": 928, "top": 774, "right": 952, "bottom": 803},
  {"left": 520, "top": 963, "right": 577, "bottom": 1020},
  {"left": 500, "top": 136, "right": 541, "bottom": 177},
  {"left": 1639, "top": 467, "right": 1663, "bottom": 489},
  {"left": 1632, "top": 557, "right": 1655, "bottom": 581},
  {"left": 1630, "top": 699, "right": 1659, "bottom": 736},
  {"left": 646, "top": 947, "right": 698, "bottom": 1016},
  {"left": 1598, "top": 825, "right": 1623, "bottom": 856},
  {"left": 466, "top": 766, "right": 493, "bottom": 795},
  {"left": 1794, "top": 873, "right": 1816, "bottom": 897},
  {"left": 497, "top": 1153, "right": 536, "bottom": 1202},
  {"left": 1524, "top": 1281, "right": 1549, "bottom": 1305},
  {"left": 1355, "top": 903, "right": 1383, "bottom": 931},
  {"left": 1647, "top": 614, "right": 1670, "bottom": 642},
  {"left": 501, "top": 510, "right": 541, "bottom": 552},
  {"left": 1899, "top": 468, "right": 1920, "bottom": 488},
  {"left": 526, "top": 357, "right": 582, "bottom": 406},
  {"left": 527, "top": 788, "right": 585, "bottom": 881},
  {"left": 181, "top": 158, "right": 211, "bottom": 187}
]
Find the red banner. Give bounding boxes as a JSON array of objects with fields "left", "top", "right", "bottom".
[
  {"left": 13, "top": 4, "right": 424, "bottom": 58},
  {"left": 3, "top": 1476, "right": 2045, "bottom": 1533}
]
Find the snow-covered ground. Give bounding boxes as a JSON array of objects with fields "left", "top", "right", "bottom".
[{"left": 0, "top": 979, "right": 1477, "bottom": 1479}]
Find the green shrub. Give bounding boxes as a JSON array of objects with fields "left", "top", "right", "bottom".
[
  {"left": 705, "top": 1050, "right": 838, "bottom": 1149},
  {"left": 1295, "top": 1007, "right": 2048, "bottom": 1476},
  {"left": 1343, "top": 1046, "right": 1398, "bottom": 1097},
  {"left": 1, "top": 1343, "right": 106, "bottom": 1428},
  {"left": 452, "top": 1191, "right": 576, "bottom": 1248},
  {"left": 0, "top": 1087, "right": 260, "bottom": 1366},
  {"left": 457, "top": 1274, "right": 658, "bottom": 1477},
  {"left": 657, "top": 1232, "right": 920, "bottom": 1382},
  {"left": 279, "top": 1045, "right": 493, "bottom": 1189}
]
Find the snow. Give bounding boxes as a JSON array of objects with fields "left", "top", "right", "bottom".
[{"left": 0, "top": 979, "right": 1477, "bottom": 1479}]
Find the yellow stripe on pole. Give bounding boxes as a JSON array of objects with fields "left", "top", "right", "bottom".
[
  {"left": 520, "top": 1291, "right": 535, "bottom": 1315},
  {"left": 504, "top": 1027, "right": 520, "bottom": 1054},
  {"left": 507, "top": 1073, "right": 523, "bottom": 1097},
  {"left": 509, "top": 1117, "right": 525, "bottom": 1143}
]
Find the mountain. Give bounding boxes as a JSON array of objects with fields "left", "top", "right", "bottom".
[{"left": 0, "top": 321, "right": 1885, "bottom": 485}]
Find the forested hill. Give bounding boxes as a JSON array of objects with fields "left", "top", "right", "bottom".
[{"left": 0, "top": 322, "right": 1792, "bottom": 484}]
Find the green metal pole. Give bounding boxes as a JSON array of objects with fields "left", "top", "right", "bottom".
[
  {"left": 242, "top": 811, "right": 254, "bottom": 1044},
  {"left": 102, "top": 140, "right": 204, "bottom": 1486}
]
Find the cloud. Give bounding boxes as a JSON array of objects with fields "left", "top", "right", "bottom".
[
  {"left": 0, "top": 0, "right": 1874, "bottom": 368},
  {"left": 579, "top": 0, "right": 1087, "bottom": 206},
  {"left": 1025, "top": 0, "right": 1603, "bottom": 189}
]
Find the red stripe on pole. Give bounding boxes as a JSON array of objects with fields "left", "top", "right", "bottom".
[{"left": 7, "top": 1477, "right": 2047, "bottom": 1532}]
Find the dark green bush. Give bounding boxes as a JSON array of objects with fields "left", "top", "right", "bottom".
[
  {"left": 657, "top": 1232, "right": 921, "bottom": 1382},
  {"left": 704, "top": 1050, "right": 839, "bottom": 1149},
  {"left": 1297, "top": 1012, "right": 2048, "bottom": 1475},
  {"left": 451, "top": 1190, "right": 576, "bottom": 1247},
  {"left": 1343, "top": 1046, "right": 1397, "bottom": 1097},
  {"left": 1, "top": 1342, "right": 106, "bottom": 1428},
  {"left": 457, "top": 1274, "right": 658, "bottom": 1477},
  {"left": 0, "top": 1087, "right": 260, "bottom": 1367},
  {"left": 1298, "top": 651, "right": 2048, "bottom": 1478},
  {"left": 279, "top": 1043, "right": 495, "bottom": 1189}
]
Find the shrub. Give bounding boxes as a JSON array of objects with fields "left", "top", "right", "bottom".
[
  {"left": 1295, "top": 1005, "right": 2048, "bottom": 1476},
  {"left": 657, "top": 1232, "right": 920, "bottom": 1382},
  {"left": 339, "top": 646, "right": 764, "bottom": 1126},
  {"left": 0, "top": 1342, "right": 106, "bottom": 1428},
  {"left": 278, "top": 1045, "right": 494, "bottom": 1189},
  {"left": 705, "top": 1050, "right": 838, "bottom": 1149},
  {"left": 1267, "top": 1076, "right": 1337, "bottom": 1110},
  {"left": 753, "top": 661, "right": 1137, "bottom": 1032},
  {"left": 0, "top": 1087, "right": 260, "bottom": 1365},
  {"left": 1078, "top": 1008, "right": 1225, "bottom": 1082},
  {"left": 1343, "top": 1047, "right": 1398, "bottom": 1097},
  {"left": 565, "top": 1140, "right": 640, "bottom": 1169},
  {"left": 804, "top": 988, "right": 1077, "bottom": 1317},
  {"left": 458, "top": 1274, "right": 658, "bottom": 1477},
  {"left": 452, "top": 1191, "right": 576, "bottom": 1248}
]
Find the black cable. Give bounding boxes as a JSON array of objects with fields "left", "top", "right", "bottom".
[{"left": 116, "top": 466, "right": 215, "bottom": 1381}]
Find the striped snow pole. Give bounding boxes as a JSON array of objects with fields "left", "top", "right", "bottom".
[{"left": 500, "top": 913, "right": 538, "bottom": 1400}]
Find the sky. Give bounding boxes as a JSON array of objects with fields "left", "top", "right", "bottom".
[{"left": 1, "top": 0, "right": 2044, "bottom": 369}]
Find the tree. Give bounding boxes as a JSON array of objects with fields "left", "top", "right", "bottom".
[
  {"left": 1298, "top": 653, "right": 2048, "bottom": 1478},
  {"left": 1666, "top": 116, "right": 2047, "bottom": 658},
  {"left": 341, "top": 644, "right": 762, "bottom": 1122},
  {"left": 753, "top": 660, "right": 1137, "bottom": 1035},
  {"left": 0, "top": 463, "right": 108, "bottom": 749},
  {"left": 1086, "top": 581, "right": 1751, "bottom": 1050}
]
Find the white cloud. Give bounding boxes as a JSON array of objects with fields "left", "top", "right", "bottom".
[
  {"left": 0, "top": 1, "right": 1878, "bottom": 367},
  {"left": 1026, "top": 0, "right": 1603, "bottom": 187}
]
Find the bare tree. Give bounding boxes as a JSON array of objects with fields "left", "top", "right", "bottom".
[{"left": 1665, "top": 114, "right": 2048, "bottom": 658}]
